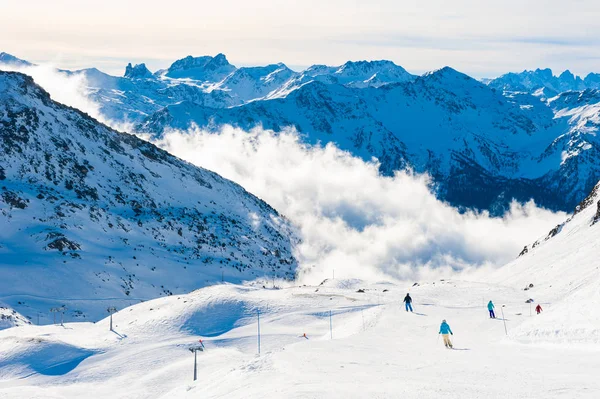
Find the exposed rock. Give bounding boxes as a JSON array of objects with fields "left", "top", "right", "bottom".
[{"left": 518, "top": 246, "right": 529, "bottom": 257}]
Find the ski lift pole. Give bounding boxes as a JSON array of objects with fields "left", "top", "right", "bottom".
[
  {"left": 58, "top": 306, "right": 67, "bottom": 327},
  {"left": 50, "top": 307, "right": 58, "bottom": 325},
  {"left": 188, "top": 343, "right": 204, "bottom": 382},
  {"left": 107, "top": 306, "right": 117, "bottom": 331},
  {"left": 501, "top": 305, "right": 508, "bottom": 336}
]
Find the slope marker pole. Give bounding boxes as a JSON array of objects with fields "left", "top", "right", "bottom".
[
  {"left": 329, "top": 310, "right": 333, "bottom": 339},
  {"left": 257, "top": 309, "right": 261, "bottom": 354},
  {"left": 501, "top": 305, "right": 508, "bottom": 336}
]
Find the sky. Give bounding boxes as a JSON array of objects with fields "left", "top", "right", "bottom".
[{"left": 2, "top": 0, "right": 600, "bottom": 78}]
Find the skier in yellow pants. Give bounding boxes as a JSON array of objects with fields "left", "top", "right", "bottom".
[{"left": 439, "top": 319, "right": 453, "bottom": 348}]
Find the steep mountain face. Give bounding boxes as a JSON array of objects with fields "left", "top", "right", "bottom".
[
  {"left": 138, "top": 67, "right": 596, "bottom": 213},
  {"left": 488, "top": 68, "right": 600, "bottom": 93},
  {"left": 0, "top": 71, "right": 298, "bottom": 320}
]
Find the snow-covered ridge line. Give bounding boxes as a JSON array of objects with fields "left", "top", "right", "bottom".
[{"left": 518, "top": 180, "right": 600, "bottom": 257}]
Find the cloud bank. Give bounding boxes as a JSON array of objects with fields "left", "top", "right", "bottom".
[{"left": 150, "top": 126, "right": 567, "bottom": 283}]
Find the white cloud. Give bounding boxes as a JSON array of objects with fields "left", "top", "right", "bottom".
[{"left": 149, "top": 126, "right": 567, "bottom": 284}]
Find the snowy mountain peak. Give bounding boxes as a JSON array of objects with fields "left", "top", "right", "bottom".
[
  {"left": 163, "top": 54, "right": 236, "bottom": 81},
  {"left": 124, "top": 62, "right": 154, "bottom": 79},
  {"left": 338, "top": 59, "right": 395, "bottom": 72},
  {"left": 0, "top": 52, "right": 32, "bottom": 67},
  {"left": 417, "top": 66, "right": 476, "bottom": 87},
  {"left": 558, "top": 69, "right": 575, "bottom": 80}
]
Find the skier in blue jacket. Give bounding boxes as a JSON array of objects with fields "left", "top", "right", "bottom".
[{"left": 439, "top": 319, "right": 453, "bottom": 348}]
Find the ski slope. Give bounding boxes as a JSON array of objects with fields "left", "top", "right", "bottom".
[
  {"left": 0, "top": 276, "right": 598, "bottom": 399},
  {"left": 1, "top": 182, "right": 599, "bottom": 398}
]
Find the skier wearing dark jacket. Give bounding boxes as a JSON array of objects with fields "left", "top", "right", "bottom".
[
  {"left": 535, "top": 304, "right": 543, "bottom": 314},
  {"left": 403, "top": 293, "right": 413, "bottom": 312}
]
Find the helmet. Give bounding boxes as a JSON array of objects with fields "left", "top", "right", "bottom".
[{"left": 442, "top": 319, "right": 446, "bottom": 323}]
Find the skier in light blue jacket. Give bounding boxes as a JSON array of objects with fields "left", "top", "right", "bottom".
[{"left": 439, "top": 319, "right": 453, "bottom": 348}]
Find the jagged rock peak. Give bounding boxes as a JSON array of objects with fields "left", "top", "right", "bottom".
[
  {"left": 168, "top": 53, "right": 232, "bottom": 72},
  {"left": 124, "top": 63, "right": 154, "bottom": 79}
]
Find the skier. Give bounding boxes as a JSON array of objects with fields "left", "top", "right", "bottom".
[
  {"left": 439, "top": 319, "right": 453, "bottom": 348},
  {"left": 403, "top": 293, "right": 413, "bottom": 312},
  {"left": 487, "top": 300, "right": 496, "bottom": 319},
  {"left": 535, "top": 304, "right": 543, "bottom": 314}
]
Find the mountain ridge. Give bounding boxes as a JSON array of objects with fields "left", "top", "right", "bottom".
[{"left": 0, "top": 70, "right": 299, "bottom": 320}]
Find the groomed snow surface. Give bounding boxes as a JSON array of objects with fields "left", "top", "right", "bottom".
[{"left": 0, "top": 276, "right": 598, "bottom": 398}]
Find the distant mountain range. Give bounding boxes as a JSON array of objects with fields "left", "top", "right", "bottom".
[{"left": 2, "top": 52, "right": 600, "bottom": 214}]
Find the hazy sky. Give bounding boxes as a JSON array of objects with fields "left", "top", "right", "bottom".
[{"left": 2, "top": 0, "right": 600, "bottom": 78}]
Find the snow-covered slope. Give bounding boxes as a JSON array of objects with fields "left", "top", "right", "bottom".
[
  {"left": 212, "top": 63, "right": 297, "bottom": 103},
  {"left": 2, "top": 274, "right": 599, "bottom": 398},
  {"left": 0, "top": 307, "right": 31, "bottom": 329},
  {"left": 494, "top": 180, "right": 600, "bottom": 343},
  {"left": 0, "top": 71, "right": 298, "bottom": 321}
]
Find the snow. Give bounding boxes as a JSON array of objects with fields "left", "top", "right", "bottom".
[
  {"left": 1, "top": 190, "right": 599, "bottom": 397},
  {"left": 1, "top": 271, "right": 599, "bottom": 398}
]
